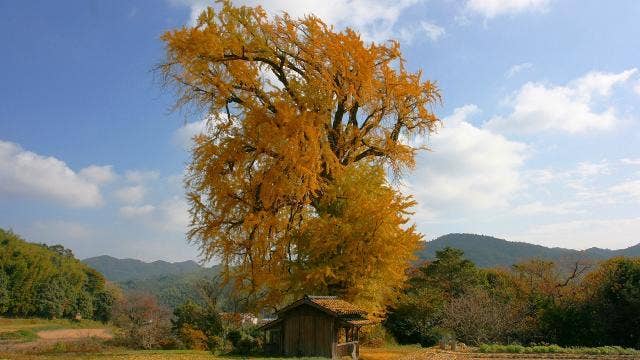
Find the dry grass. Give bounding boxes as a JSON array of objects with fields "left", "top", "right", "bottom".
[
  {"left": 0, "top": 350, "right": 327, "bottom": 360},
  {"left": 3, "top": 348, "right": 639, "bottom": 360},
  {"left": 0, "top": 318, "right": 106, "bottom": 333},
  {"left": 360, "top": 345, "right": 423, "bottom": 360}
]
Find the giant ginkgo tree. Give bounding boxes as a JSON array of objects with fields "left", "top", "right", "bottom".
[{"left": 160, "top": 1, "right": 441, "bottom": 314}]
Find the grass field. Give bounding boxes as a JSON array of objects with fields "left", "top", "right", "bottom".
[
  {"left": 0, "top": 348, "right": 418, "bottom": 360},
  {"left": 0, "top": 318, "right": 112, "bottom": 344},
  {"left": 2, "top": 318, "right": 639, "bottom": 360}
]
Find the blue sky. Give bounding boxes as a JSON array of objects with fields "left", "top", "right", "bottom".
[{"left": 1, "top": 0, "right": 639, "bottom": 261}]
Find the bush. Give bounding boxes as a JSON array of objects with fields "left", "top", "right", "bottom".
[
  {"left": 207, "top": 335, "right": 227, "bottom": 353},
  {"left": 172, "top": 300, "right": 224, "bottom": 351},
  {"left": 226, "top": 329, "right": 242, "bottom": 348},
  {"left": 359, "top": 324, "right": 397, "bottom": 347},
  {"left": 111, "top": 292, "right": 174, "bottom": 350},
  {"left": 177, "top": 324, "right": 208, "bottom": 350},
  {"left": 225, "top": 327, "right": 262, "bottom": 355}
]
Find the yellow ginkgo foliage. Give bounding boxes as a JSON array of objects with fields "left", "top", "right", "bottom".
[{"left": 160, "top": 1, "right": 440, "bottom": 312}]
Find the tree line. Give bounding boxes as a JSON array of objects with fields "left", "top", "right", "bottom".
[
  {"left": 384, "top": 247, "right": 640, "bottom": 349},
  {"left": 0, "top": 228, "right": 115, "bottom": 322}
]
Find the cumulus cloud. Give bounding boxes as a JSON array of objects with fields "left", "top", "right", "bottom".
[
  {"left": 505, "top": 62, "right": 533, "bottom": 78},
  {"left": 485, "top": 69, "right": 637, "bottom": 134},
  {"left": 169, "top": 0, "right": 423, "bottom": 42},
  {"left": 0, "top": 140, "right": 105, "bottom": 207},
  {"left": 114, "top": 185, "right": 147, "bottom": 204},
  {"left": 79, "top": 165, "right": 116, "bottom": 184},
  {"left": 465, "top": 0, "right": 551, "bottom": 18},
  {"left": 404, "top": 105, "right": 527, "bottom": 216}
]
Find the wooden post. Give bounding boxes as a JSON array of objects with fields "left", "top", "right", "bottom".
[{"left": 356, "top": 327, "right": 360, "bottom": 359}]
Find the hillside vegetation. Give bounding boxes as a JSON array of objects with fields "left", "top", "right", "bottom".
[
  {"left": 83, "top": 256, "right": 202, "bottom": 282},
  {"left": 0, "top": 228, "right": 114, "bottom": 321},
  {"left": 81, "top": 233, "right": 640, "bottom": 309},
  {"left": 83, "top": 257, "right": 227, "bottom": 310},
  {"left": 418, "top": 233, "right": 640, "bottom": 268}
]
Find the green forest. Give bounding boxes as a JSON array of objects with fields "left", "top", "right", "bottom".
[
  {"left": 0, "top": 228, "right": 115, "bottom": 322},
  {"left": 386, "top": 247, "right": 640, "bottom": 349}
]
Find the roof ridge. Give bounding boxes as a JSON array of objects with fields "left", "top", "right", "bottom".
[{"left": 305, "top": 295, "right": 338, "bottom": 299}]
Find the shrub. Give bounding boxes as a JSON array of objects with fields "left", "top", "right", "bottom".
[
  {"left": 225, "top": 327, "right": 263, "bottom": 355},
  {"left": 111, "top": 292, "right": 174, "bottom": 350},
  {"left": 360, "top": 323, "right": 397, "bottom": 347},
  {"left": 172, "top": 300, "right": 224, "bottom": 351},
  {"left": 178, "top": 324, "right": 208, "bottom": 350},
  {"left": 225, "top": 329, "right": 241, "bottom": 348}
]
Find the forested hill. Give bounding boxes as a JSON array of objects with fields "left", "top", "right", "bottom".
[
  {"left": 82, "top": 255, "right": 202, "bottom": 282},
  {"left": 81, "top": 234, "right": 640, "bottom": 308},
  {"left": 417, "top": 233, "right": 640, "bottom": 268},
  {"left": 0, "top": 228, "right": 113, "bottom": 320},
  {"left": 82, "top": 255, "right": 225, "bottom": 309}
]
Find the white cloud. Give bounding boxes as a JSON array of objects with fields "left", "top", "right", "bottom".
[
  {"left": 79, "top": 165, "right": 116, "bottom": 185},
  {"left": 157, "top": 197, "right": 190, "bottom": 232},
  {"left": 170, "top": 0, "right": 423, "bottom": 42},
  {"left": 119, "top": 197, "right": 189, "bottom": 233},
  {"left": 465, "top": 0, "right": 551, "bottom": 18},
  {"left": 635, "top": 81, "right": 640, "bottom": 96},
  {"left": 486, "top": 69, "right": 637, "bottom": 134},
  {"left": 510, "top": 217, "right": 640, "bottom": 250},
  {"left": 119, "top": 204, "right": 156, "bottom": 218},
  {"left": 420, "top": 21, "right": 445, "bottom": 42},
  {"left": 173, "top": 119, "right": 208, "bottom": 148},
  {"left": 621, "top": 158, "right": 640, "bottom": 166},
  {"left": 573, "top": 69, "right": 638, "bottom": 98},
  {"left": 125, "top": 170, "right": 159, "bottom": 183},
  {"left": 405, "top": 105, "right": 528, "bottom": 215},
  {"left": 608, "top": 180, "right": 640, "bottom": 202},
  {"left": 524, "top": 168, "right": 556, "bottom": 185},
  {"left": 114, "top": 185, "right": 147, "bottom": 204},
  {"left": 0, "top": 140, "right": 104, "bottom": 207},
  {"left": 505, "top": 62, "right": 533, "bottom": 78},
  {"left": 575, "top": 160, "right": 610, "bottom": 177}
]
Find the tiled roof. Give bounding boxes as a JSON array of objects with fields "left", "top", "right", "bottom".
[
  {"left": 260, "top": 295, "right": 373, "bottom": 330},
  {"left": 305, "top": 295, "right": 367, "bottom": 317},
  {"left": 345, "top": 318, "right": 378, "bottom": 326}
]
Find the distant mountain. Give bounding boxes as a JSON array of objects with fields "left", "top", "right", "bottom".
[
  {"left": 417, "top": 233, "right": 640, "bottom": 268},
  {"left": 83, "top": 234, "right": 640, "bottom": 308},
  {"left": 82, "top": 255, "right": 228, "bottom": 309},
  {"left": 83, "top": 255, "right": 202, "bottom": 282}
]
